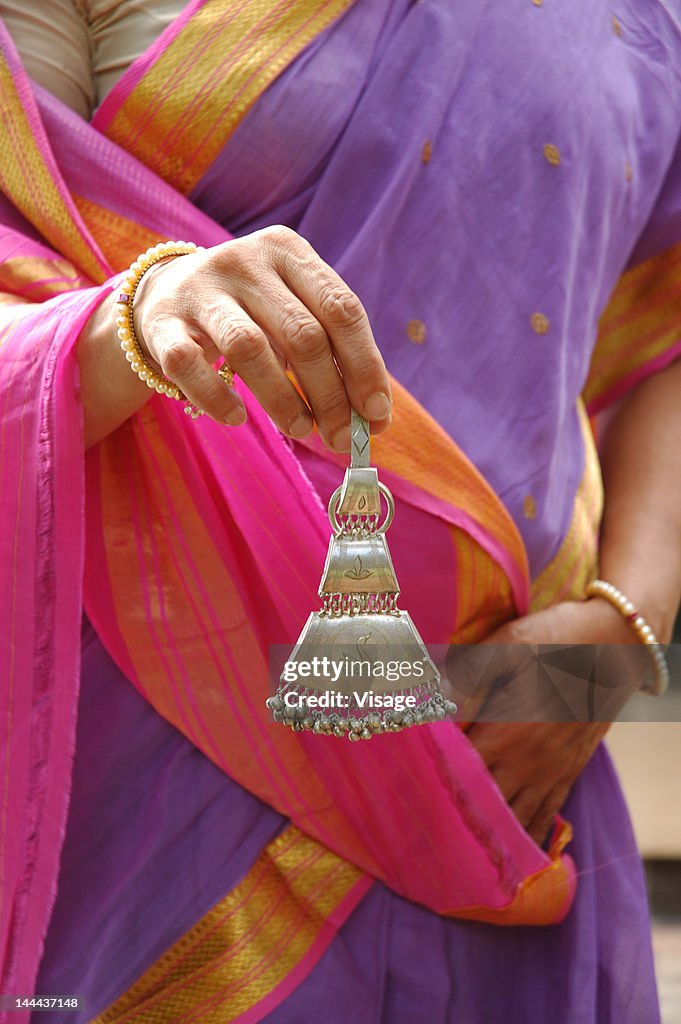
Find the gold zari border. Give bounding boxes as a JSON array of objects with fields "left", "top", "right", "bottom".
[
  {"left": 530, "top": 401, "right": 603, "bottom": 610},
  {"left": 91, "top": 825, "right": 363, "bottom": 1024},
  {"left": 104, "top": 0, "right": 355, "bottom": 196},
  {"left": 0, "top": 56, "right": 106, "bottom": 282},
  {"left": 584, "top": 239, "right": 681, "bottom": 411}
]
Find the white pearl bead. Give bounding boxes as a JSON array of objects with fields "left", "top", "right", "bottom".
[
  {"left": 587, "top": 579, "right": 670, "bottom": 695},
  {"left": 116, "top": 244, "right": 198, "bottom": 403}
]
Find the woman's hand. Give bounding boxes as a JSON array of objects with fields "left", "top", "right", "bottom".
[
  {"left": 133, "top": 227, "right": 392, "bottom": 447},
  {"left": 79, "top": 226, "right": 392, "bottom": 449},
  {"left": 450, "top": 356, "right": 681, "bottom": 848},
  {"left": 467, "top": 719, "right": 609, "bottom": 847},
  {"left": 456, "top": 597, "right": 647, "bottom": 846}
]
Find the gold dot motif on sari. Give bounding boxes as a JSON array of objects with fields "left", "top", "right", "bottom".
[
  {"left": 531, "top": 312, "right": 550, "bottom": 335},
  {"left": 612, "top": 15, "right": 622, "bottom": 36},
  {"left": 523, "top": 494, "right": 537, "bottom": 519},
  {"left": 422, "top": 139, "right": 432, "bottom": 164},
  {"left": 543, "top": 143, "right": 560, "bottom": 167},
  {"left": 625, "top": 161, "right": 633, "bottom": 183},
  {"left": 531, "top": 0, "right": 543, "bottom": 7},
  {"left": 406, "top": 319, "right": 427, "bottom": 344}
]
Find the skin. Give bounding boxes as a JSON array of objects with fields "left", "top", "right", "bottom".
[
  {"left": 80, "top": 227, "right": 393, "bottom": 450},
  {"left": 77, "top": 227, "right": 681, "bottom": 847}
]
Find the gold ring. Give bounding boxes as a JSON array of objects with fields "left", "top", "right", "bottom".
[{"left": 218, "top": 362, "right": 235, "bottom": 387}]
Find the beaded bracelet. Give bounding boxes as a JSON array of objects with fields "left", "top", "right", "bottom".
[
  {"left": 114, "top": 241, "right": 205, "bottom": 417},
  {"left": 585, "top": 579, "right": 670, "bottom": 696}
]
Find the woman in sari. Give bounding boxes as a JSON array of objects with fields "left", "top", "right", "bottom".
[{"left": 1, "top": 1, "right": 681, "bottom": 1021}]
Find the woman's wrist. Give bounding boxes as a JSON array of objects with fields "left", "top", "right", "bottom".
[
  {"left": 130, "top": 255, "right": 177, "bottom": 373},
  {"left": 583, "top": 593, "right": 638, "bottom": 643},
  {"left": 76, "top": 286, "right": 155, "bottom": 449},
  {"left": 592, "top": 560, "right": 678, "bottom": 645},
  {"left": 585, "top": 580, "right": 670, "bottom": 695}
]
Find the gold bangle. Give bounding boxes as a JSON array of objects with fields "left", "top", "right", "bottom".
[
  {"left": 114, "top": 241, "right": 204, "bottom": 417},
  {"left": 585, "top": 579, "right": 670, "bottom": 696}
]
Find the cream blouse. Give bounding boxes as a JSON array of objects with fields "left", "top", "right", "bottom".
[{"left": 0, "top": 0, "right": 184, "bottom": 118}]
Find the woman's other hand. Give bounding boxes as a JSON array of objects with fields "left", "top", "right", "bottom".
[
  {"left": 458, "top": 597, "right": 649, "bottom": 846},
  {"left": 79, "top": 226, "right": 392, "bottom": 449}
]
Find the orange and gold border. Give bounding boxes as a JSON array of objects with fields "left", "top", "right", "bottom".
[
  {"left": 91, "top": 826, "right": 366, "bottom": 1024},
  {"left": 530, "top": 400, "right": 603, "bottom": 611},
  {"left": 0, "top": 55, "right": 107, "bottom": 282},
  {"left": 450, "top": 817, "right": 575, "bottom": 926},
  {"left": 72, "top": 194, "right": 165, "bottom": 275},
  {"left": 101, "top": 0, "right": 355, "bottom": 196},
  {"left": 584, "top": 239, "right": 681, "bottom": 413},
  {"left": 372, "top": 378, "right": 529, "bottom": 593},
  {"left": 0, "top": 255, "right": 90, "bottom": 301}
]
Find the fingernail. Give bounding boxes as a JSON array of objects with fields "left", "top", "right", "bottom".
[
  {"left": 224, "top": 405, "right": 247, "bottom": 426},
  {"left": 331, "top": 425, "right": 351, "bottom": 452},
  {"left": 365, "top": 391, "right": 392, "bottom": 420},
  {"left": 289, "top": 413, "right": 313, "bottom": 439}
]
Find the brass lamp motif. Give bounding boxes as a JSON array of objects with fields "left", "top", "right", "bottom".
[{"left": 266, "top": 411, "right": 457, "bottom": 740}]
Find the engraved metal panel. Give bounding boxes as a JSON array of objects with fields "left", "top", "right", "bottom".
[
  {"left": 281, "top": 611, "right": 440, "bottom": 694},
  {"left": 336, "top": 467, "right": 381, "bottom": 517},
  {"left": 318, "top": 535, "right": 399, "bottom": 595}
]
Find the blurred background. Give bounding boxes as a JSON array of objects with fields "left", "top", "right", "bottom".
[{"left": 607, "top": 625, "right": 681, "bottom": 1023}]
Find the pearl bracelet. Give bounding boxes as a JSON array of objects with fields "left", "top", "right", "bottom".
[
  {"left": 114, "top": 241, "right": 205, "bottom": 417},
  {"left": 585, "top": 579, "right": 670, "bottom": 696}
]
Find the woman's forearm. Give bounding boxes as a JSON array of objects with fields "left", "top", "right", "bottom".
[
  {"left": 78, "top": 288, "right": 155, "bottom": 449},
  {"left": 597, "top": 357, "right": 681, "bottom": 643}
]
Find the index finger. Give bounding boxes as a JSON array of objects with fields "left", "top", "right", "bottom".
[{"left": 275, "top": 238, "right": 392, "bottom": 425}]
